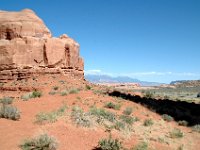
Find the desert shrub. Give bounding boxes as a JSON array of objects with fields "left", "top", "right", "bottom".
[
  {"left": 111, "top": 120, "right": 131, "bottom": 131},
  {"left": 35, "top": 112, "right": 57, "bottom": 124},
  {"left": 104, "top": 102, "right": 121, "bottom": 110},
  {"left": 35, "top": 105, "right": 67, "bottom": 124},
  {"left": 169, "top": 128, "right": 184, "bottom": 138},
  {"left": 76, "top": 96, "right": 81, "bottom": 100},
  {"left": 60, "top": 90, "right": 68, "bottom": 96},
  {"left": 90, "top": 107, "right": 116, "bottom": 122},
  {"left": 123, "top": 107, "right": 133, "bottom": 115},
  {"left": 105, "top": 102, "right": 115, "bottom": 109},
  {"left": 114, "top": 121, "right": 125, "bottom": 131},
  {"left": 21, "top": 91, "right": 42, "bottom": 101},
  {"left": 143, "top": 119, "right": 154, "bottom": 126},
  {"left": 162, "top": 114, "right": 174, "bottom": 122},
  {"left": 49, "top": 91, "right": 56, "bottom": 95},
  {"left": 71, "top": 106, "right": 92, "bottom": 127},
  {"left": 119, "top": 115, "right": 136, "bottom": 125},
  {"left": 69, "top": 88, "right": 79, "bottom": 94},
  {"left": 53, "top": 86, "right": 59, "bottom": 90},
  {"left": 56, "top": 105, "right": 67, "bottom": 115},
  {"left": 135, "top": 117, "right": 140, "bottom": 121},
  {"left": 192, "top": 124, "right": 200, "bottom": 133},
  {"left": 31, "top": 91, "right": 42, "bottom": 98},
  {"left": 131, "top": 141, "right": 148, "bottom": 150},
  {"left": 113, "top": 104, "right": 121, "bottom": 110},
  {"left": 97, "top": 135, "right": 122, "bottom": 150},
  {"left": 0, "top": 105, "right": 20, "bottom": 120},
  {"left": 20, "top": 133, "right": 58, "bottom": 150},
  {"left": 197, "top": 92, "right": 200, "bottom": 98},
  {"left": 85, "top": 85, "right": 91, "bottom": 90},
  {"left": 21, "top": 92, "right": 32, "bottom": 101},
  {"left": 0, "top": 97, "right": 13, "bottom": 105},
  {"left": 143, "top": 91, "right": 154, "bottom": 98},
  {"left": 178, "top": 120, "right": 188, "bottom": 126}
]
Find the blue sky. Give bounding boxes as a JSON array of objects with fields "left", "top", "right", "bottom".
[{"left": 1, "top": 0, "right": 200, "bottom": 83}]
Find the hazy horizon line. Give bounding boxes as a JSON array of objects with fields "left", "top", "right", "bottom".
[{"left": 85, "top": 69, "right": 200, "bottom": 83}]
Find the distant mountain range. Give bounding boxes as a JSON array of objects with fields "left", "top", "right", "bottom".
[
  {"left": 85, "top": 74, "right": 163, "bottom": 86},
  {"left": 170, "top": 80, "right": 200, "bottom": 87}
]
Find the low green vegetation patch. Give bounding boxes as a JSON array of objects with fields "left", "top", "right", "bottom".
[
  {"left": 21, "top": 93, "right": 33, "bottom": 100},
  {"left": 113, "top": 121, "right": 126, "bottom": 131},
  {"left": 69, "top": 88, "right": 79, "bottom": 94},
  {"left": 131, "top": 141, "right": 148, "bottom": 150},
  {"left": 85, "top": 84, "right": 91, "bottom": 90},
  {"left": 169, "top": 128, "right": 184, "bottom": 138},
  {"left": 20, "top": 133, "right": 58, "bottom": 150},
  {"left": 178, "top": 120, "right": 188, "bottom": 126},
  {"left": 0, "top": 104, "right": 20, "bottom": 120},
  {"left": 70, "top": 105, "right": 138, "bottom": 131},
  {"left": 162, "top": 114, "right": 174, "bottom": 122},
  {"left": 104, "top": 102, "right": 121, "bottom": 110},
  {"left": 123, "top": 107, "right": 133, "bottom": 115},
  {"left": 143, "top": 119, "right": 154, "bottom": 127},
  {"left": 192, "top": 124, "right": 200, "bottom": 133},
  {"left": 60, "top": 90, "right": 68, "bottom": 96},
  {"left": 97, "top": 135, "right": 122, "bottom": 150},
  {"left": 143, "top": 91, "right": 154, "bottom": 98},
  {"left": 21, "top": 91, "right": 42, "bottom": 101},
  {"left": 71, "top": 106, "right": 92, "bottom": 127},
  {"left": 119, "top": 115, "right": 138, "bottom": 125},
  {"left": 35, "top": 105, "right": 67, "bottom": 124},
  {"left": 0, "top": 97, "right": 13, "bottom": 105},
  {"left": 31, "top": 91, "right": 42, "bottom": 98},
  {"left": 137, "top": 86, "right": 200, "bottom": 102},
  {"left": 49, "top": 90, "right": 56, "bottom": 95},
  {"left": 90, "top": 107, "right": 116, "bottom": 123}
]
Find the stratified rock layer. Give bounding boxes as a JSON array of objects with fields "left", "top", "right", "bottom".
[{"left": 0, "top": 9, "right": 84, "bottom": 82}]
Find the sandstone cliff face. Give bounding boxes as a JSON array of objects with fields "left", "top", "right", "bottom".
[{"left": 0, "top": 9, "right": 84, "bottom": 82}]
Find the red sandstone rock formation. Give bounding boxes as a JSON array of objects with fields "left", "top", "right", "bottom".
[{"left": 0, "top": 9, "right": 84, "bottom": 82}]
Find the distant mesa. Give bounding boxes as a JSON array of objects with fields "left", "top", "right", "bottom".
[{"left": 0, "top": 9, "right": 84, "bottom": 82}]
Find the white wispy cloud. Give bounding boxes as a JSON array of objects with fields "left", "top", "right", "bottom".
[
  {"left": 120, "top": 72, "right": 200, "bottom": 77},
  {"left": 85, "top": 70, "right": 200, "bottom": 77},
  {"left": 85, "top": 69, "right": 113, "bottom": 76},
  {"left": 85, "top": 69, "right": 102, "bottom": 75}
]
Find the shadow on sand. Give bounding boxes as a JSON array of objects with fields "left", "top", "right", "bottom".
[{"left": 108, "top": 90, "right": 200, "bottom": 126}]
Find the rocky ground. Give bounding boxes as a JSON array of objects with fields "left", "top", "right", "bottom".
[{"left": 0, "top": 74, "right": 199, "bottom": 150}]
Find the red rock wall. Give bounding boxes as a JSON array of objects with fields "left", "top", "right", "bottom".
[{"left": 0, "top": 9, "right": 84, "bottom": 82}]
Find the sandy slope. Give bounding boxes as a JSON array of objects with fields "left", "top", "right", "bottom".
[{"left": 0, "top": 75, "right": 199, "bottom": 150}]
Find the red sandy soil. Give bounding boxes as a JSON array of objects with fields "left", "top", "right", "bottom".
[{"left": 0, "top": 75, "right": 199, "bottom": 150}]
